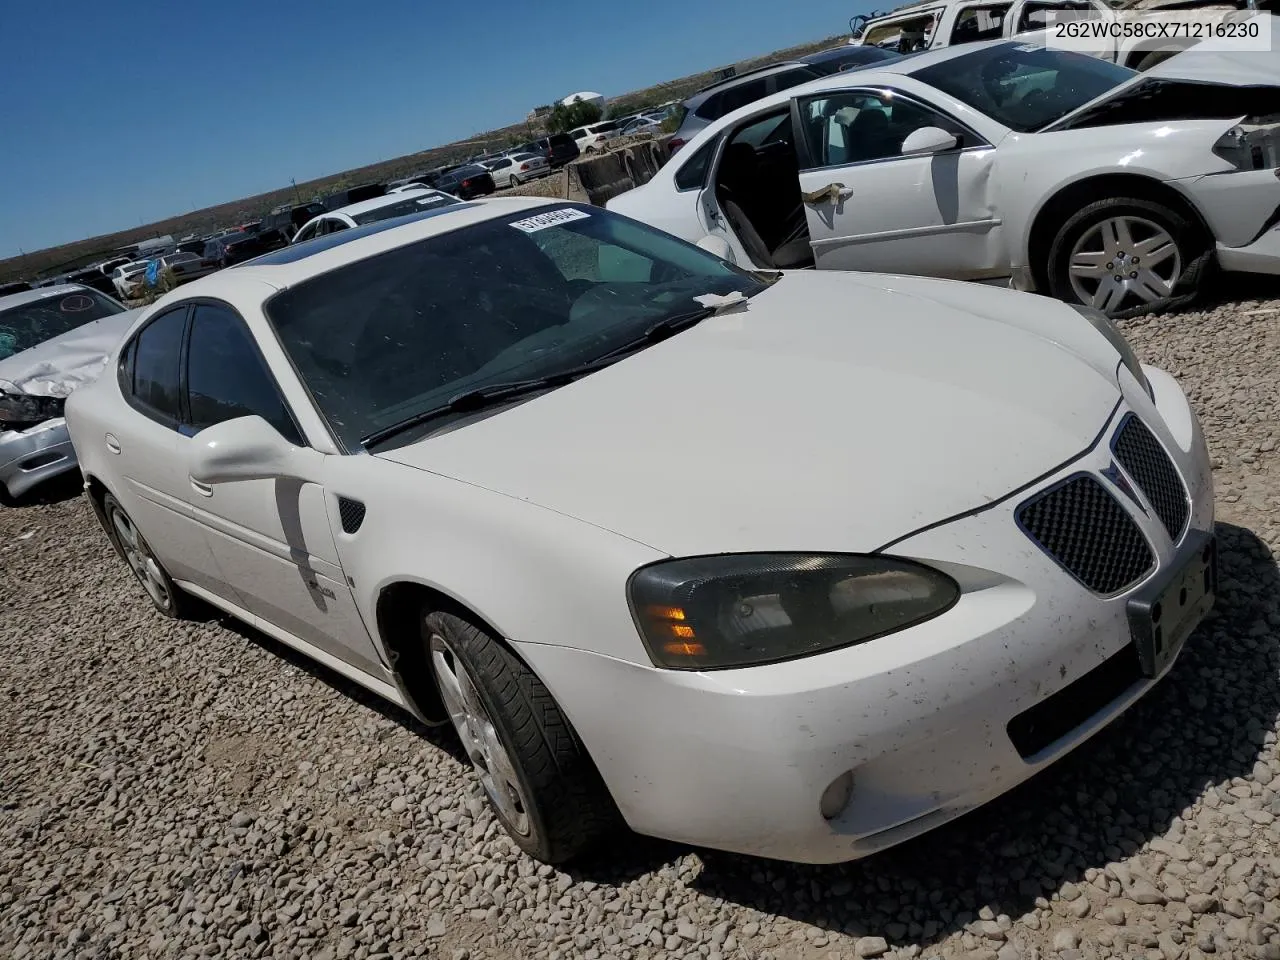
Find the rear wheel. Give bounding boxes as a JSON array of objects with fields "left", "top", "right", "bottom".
[
  {"left": 102, "top": 493, "right": 200, "bottom": 619},
  {"left": 1047, "top": 196, "right": 1211, "bottom": 317},
  {"left": 508, "top": 175, "right": 519, "bottom": 188},
  {"left": 423, "top": 610, "right": 616, "bottom": 864}
]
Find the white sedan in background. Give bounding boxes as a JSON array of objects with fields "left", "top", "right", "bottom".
[
  {"left": 68, "top": 197, "right": 1213, "bottom": 865},
  {"left": 610, "top": 41, "right": 1280, "bottom": 317},
  {"left": 159, "top": 251, "right": 216, "bottom": 284},
  {"left": 485, "top": 152, "right": 552, "bottom": 188},
  {"left": 1, "top": 285, "right": 139, "bottom": 500},
  {"left": 110, "top": 260, "right": 153, "bottom": 300},
  {"left": 290, "top": 188, "right": 462, "bottom": 243}
]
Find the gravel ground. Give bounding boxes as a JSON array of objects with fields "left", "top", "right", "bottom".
[{"left": 3, "top": 276, "right": 1280, "bottom": 960}]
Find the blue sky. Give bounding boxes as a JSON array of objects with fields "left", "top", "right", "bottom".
[{"left": 1, "top": 0, "right": 864, "bottom": 257}]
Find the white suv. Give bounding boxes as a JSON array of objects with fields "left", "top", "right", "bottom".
[
  {"left": 850, "top": 0, "right": 1250, "bottom": 71},
  {"left": 567, "top": 121, "right": 620, "bottom": 154}
]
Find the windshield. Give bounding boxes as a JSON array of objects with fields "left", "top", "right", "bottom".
[
  {"left": 264, "top": 205, "right": 769, "bottom": 450},
  {"left": 351, "top": 194, "right": 460, "bottom": 225},
  {"left": 0, "top": 289, "right": 125, "bottom": 361},
  {"left": 913, "top": 43, "right": 1136, "bottom": 132}
]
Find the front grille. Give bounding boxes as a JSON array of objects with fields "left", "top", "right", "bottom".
[
  {"left": 1113, "top": 415, "right": 1188, "bottom": 541},
  {"left": 1007, "top": 644, "right": 1141, "bottom": 758},
  {"left": 1017, "top": 475, "right": 1154, "bottom": 593}
]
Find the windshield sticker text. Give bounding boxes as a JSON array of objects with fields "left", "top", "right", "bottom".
[{"left": 510, "top": 209, "right": 591, "bottom": 233}]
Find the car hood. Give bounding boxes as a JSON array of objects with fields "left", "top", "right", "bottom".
[
  {"left": 1142, "top": 48, "right": 1280, "bottom": 85},
  {"left": 377, "top": 273, "right": 1121, "bottom": 556},
  {"left": 0, "top": 308, "right": 140, "bottom": 398}
]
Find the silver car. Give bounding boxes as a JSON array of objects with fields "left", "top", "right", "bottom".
[{"left": 0, "top": 285, "right": 140, "bottom": 500}]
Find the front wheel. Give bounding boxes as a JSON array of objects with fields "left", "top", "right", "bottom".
[
  {"left": 423, "top": 610, "right": 617, "bottom": 863},
  {"left": 1046, "top": 196, "right": 1211, "bottom": 317}
]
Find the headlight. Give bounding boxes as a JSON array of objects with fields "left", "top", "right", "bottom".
[
  {"left": 0, "top": 391, "right": 65, "bottom": 430},
  {"left": 1069, "top": 304, "right": 1152, "bottom": 399},
  {"left": 628, "top": 553, "right": 959, "bottom": 670}
]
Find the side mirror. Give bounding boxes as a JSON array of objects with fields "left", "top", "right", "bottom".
[
  {"left": 188, "top": 416, "right": 322, "bottom": 485},
  {"left": 696, "top": 235, "right": 735, "bottom": 263},
  {"left": 901, "top": 126, "right": 959, "bottom": 155}
]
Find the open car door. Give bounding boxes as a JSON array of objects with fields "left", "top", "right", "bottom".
[{"left": 791, "top": 87, "right": 1008, "bottom": 281}]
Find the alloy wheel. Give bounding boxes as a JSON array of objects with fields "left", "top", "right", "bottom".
[
  {"left": 429, "top": 634, "right": 531, "bottom": 836},
  {"left": 109, "top": 507, "right": 173, "bottom": 611},
  {"left": 1067, "top": 215, "right": 1182, "bottom": 315}
]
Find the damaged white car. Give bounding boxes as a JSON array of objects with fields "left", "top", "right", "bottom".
[
  {"left": 610, "top": 41, "right": 1280, "bottom": 316},
  {"left": 69, "top": 199, "right": 1214, "bottom": 865},
  {"left": 0, "top": 285, "right": 140, "bottom": 500}
]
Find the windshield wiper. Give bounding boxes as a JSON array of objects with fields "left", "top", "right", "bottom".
[{"left": 361, "top": 292, "right": 748, "bottom": 450}]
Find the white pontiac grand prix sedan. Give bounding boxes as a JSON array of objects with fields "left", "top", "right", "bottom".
[
  {"left": 608, "top": 41, "right": 1280, "bottom": 318},
  {"left": 67, "top": 196, "right": 1216, "bottom": 865}
]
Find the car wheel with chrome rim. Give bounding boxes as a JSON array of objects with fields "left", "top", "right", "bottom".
[
  {"left": 101, "top": 492, "right": 200, "bottom": 619},
  {"left": 422, "top": 609, "right": 617, "bottom": 863},
  {"left": 1047, "top": 196, "right": 1212, "bottom": 318}
]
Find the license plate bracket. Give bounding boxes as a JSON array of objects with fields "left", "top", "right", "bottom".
[{"left": 1126, "top": 529, "right": 1216, "bottom": 678}]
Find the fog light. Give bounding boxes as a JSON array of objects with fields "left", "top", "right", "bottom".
[{"left": 820, "top": 770, "right": 854, "bottom": 820}]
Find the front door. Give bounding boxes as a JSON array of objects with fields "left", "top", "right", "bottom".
[
  {"left": 178, "top": 301, "right": 385, "bottom": 677},
  {"left": 792, "top": 88, "right": 1006, "bottom": 281}
]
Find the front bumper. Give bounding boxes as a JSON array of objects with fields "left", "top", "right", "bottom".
[
  {"left": 517, "top": 369, "right": 1213, "bottom": 863},
  {"left": 1217, "top": 225, "right": 1280, "bottom": 276},
  {"left": 0, "top": 418, "right": 78, "bottom": 499}
]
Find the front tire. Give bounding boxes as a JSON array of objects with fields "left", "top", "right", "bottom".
[
  {"left": 102, "top": 493, "right": 200, "bottom": 619},
  {"left": 1046, "top": 196, "right": 1211, "bottom": 318},
  {"left": 423, "top": 610, "right": 616, "bottom": 864},
  {"left": 1134, "top": 49, "right": 1177, "bottom": 71}
]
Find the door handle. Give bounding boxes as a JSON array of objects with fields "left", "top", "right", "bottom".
[
  {"left": 802, "top": 183, "right": 853, "bottom": 205},
  {"left": 105, "top": 434, "right": 121, "bottom": 455},
  {"left": 190, "top": 477, "right": 213, "bottom": 498}
]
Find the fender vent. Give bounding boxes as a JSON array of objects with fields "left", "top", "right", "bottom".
[{"left": 338, "top": 497, "right": 366, "bottom": 534}]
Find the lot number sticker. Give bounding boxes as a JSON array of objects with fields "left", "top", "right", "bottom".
[{"left": 510, "top": 209, "right": 591, "bottom": 233}]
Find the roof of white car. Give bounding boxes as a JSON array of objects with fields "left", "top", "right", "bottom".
[
  {"left": 0, "top": 284, "right": 93, "bottom": 310},
  {"left": 326, "top": 187, "right": 448, "bottom": 219},
  {"left": 170, "top": 196, "right": 563, "bottom": 294}
]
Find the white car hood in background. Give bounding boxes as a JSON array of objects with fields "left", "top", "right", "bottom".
[
  {"left": 380, "top": 273, "right": 1122, "bottom": 556},
  {"left": 0, "top": 309, "right": 140, "bottom": 398},
  {"left": 1143, "top": 49, "right": 1280, "bottom": 86}
]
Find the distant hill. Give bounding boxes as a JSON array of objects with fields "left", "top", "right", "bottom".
[{"left": 0, "top": 34, "right": 844, "bottom": 284}]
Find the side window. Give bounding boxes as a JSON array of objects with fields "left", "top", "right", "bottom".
[
  {"left": 674, "top": 137, "right": 717, "bottom": 191},
  {"left": 185, "top": 303, "right": 303, "bottom": 445},
  {"left": 799, "top": 91, "right": 965, "bottom": 167},
  {"left": 716, "top": 79, "right": 770, "bottom": 117},
  {"left": 951, "top": 3, "right": 1011, "bottom": 42},
  {"left": 128, "top": 307, "right": 187, "bottom": 425},
  {"left": 1017, "top": 0, "right": 1097, "bottom": 31}
]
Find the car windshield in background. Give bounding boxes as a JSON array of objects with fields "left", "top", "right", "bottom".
[
  {"left": 351, "top": 194, "right": 460, "bottom": 225},
  {"left": 265, "top": 205, "right": 769, "bottom": 450},
  {"left": 913, "top": 44, "right": 1136, "bottom": 132},
  {"left": 0, "top": 290, "right": 125, "bottom": 360}
]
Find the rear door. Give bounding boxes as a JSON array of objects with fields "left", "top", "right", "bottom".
[
  {"left": 792, "top": 86, "right": 1006, "bottom": 280},
  {"left": 109, "top": 305, "right": 218, "bottom": 588},
  {"left": 177, "top": 301, "right": 384, "bottom": 676}
]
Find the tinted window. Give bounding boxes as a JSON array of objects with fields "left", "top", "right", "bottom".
[
  {"left": 130, "top": 308, "right": 186, "bottom": 422},
  {"left": 710, "top": 78, "right": 770, "bottom": 117},
  {"left": 951, "top": 3, "right": 1011, "bottom": 42},
  {"left": 186, "top": 304, "right": 302, "bottom": 444},
  {"left": 914, "top": 43, "right": 1133, "bottom": 132},
  {"left": 674, "top": 138, "right": 717, "bottom": 191},
  {"left": 771, "top": 66, "right": 822, "bottom": 94}
]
